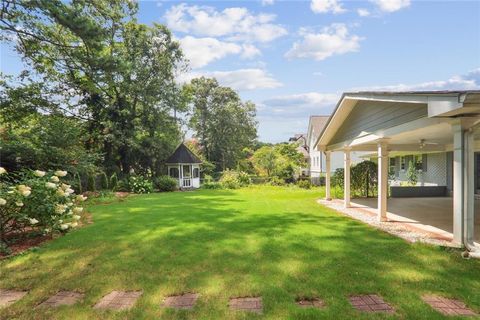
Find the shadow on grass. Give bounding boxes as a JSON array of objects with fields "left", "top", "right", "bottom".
[{"left": 0, "top": 187, "right": 479, "bottom": 319}]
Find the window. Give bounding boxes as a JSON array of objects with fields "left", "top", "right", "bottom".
[
  {"left": 389, "top": 158, "right": 396, "bottom": 173},
  {"left": 169, "top": 167, "right": 179, "bottom": 178},
  {"left": 182, "top": 165, "right": 191, "bottom": 178},
  {"left": 414, "top": 154, "right": 424, "bottom": 171},
  {"left": 193, "top": 168, "right": 199, "bottom": 178},
  {"left": 400, "top": 156, "right": 406, "bottom": 171}
]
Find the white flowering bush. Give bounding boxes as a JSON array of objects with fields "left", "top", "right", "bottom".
[
  {"left": 0, "top": 167, "right": 86, "bottom": 248},
  {"left": 128, "top": 176, "right": 153, "bottom": 194}
]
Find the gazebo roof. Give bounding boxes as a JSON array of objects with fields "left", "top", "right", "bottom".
[{"left": 165, "top": 143, "right": 202, "bottom": 164}]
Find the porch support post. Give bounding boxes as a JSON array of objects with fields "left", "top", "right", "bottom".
[
  {"left": 452, "top": 122, "right": 463, "bottom": 245},
  {"left": 344, "top": 148, "right": 351, "bottom": 208},
  {"left": 325, "top": 151, "right": 331, "bottom": 200},
  {"left": 377, "top": 140, "right": 389, "bottom": 222},
  {"left": 464, "top": 128, "right": 475, "bottom": 247}
]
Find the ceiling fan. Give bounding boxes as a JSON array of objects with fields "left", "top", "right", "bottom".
[{"left": 419, "top": 139, "right": 439, "bottom": 149}]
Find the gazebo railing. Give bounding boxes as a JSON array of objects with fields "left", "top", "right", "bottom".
[{"left": 182, "top": 178, "right": 192, "bottom": 188}]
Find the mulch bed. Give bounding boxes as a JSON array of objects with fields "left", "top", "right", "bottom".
[{"left": 0, "top": 233, "right": 52, "bottom": 259}]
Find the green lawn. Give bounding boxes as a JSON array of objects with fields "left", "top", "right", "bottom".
[{"left": 1, "top": 186, "right": 479, "bottom": 319}]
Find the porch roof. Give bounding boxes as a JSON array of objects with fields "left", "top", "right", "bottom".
[{"left": 315, "top": 90, "right": 480, "bottom": 152}]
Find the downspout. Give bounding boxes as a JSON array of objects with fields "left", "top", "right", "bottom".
[{"left": 462, "top": 122, "right": 480, "bottom": 259}]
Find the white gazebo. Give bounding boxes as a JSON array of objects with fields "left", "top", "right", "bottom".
[{"left": 165, "top": 143, "right": 202, "bottom": 189}]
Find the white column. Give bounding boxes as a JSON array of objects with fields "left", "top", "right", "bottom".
[
  {"left": 344, "top": 148, "right": 351, "bottom": 208},
  {"left": 464, "top": 129, "right": 475, "bottom": 247},
  {"left": 325, "top": 151, "right": 331, "bottom": 200},
  {"left": 452, "top": 123, "right": 463, "bottom": 245},
  {"left": 377, "top": 141, "right": 389, "bottom": 222}
]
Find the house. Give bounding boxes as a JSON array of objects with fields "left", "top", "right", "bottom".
[
  {"left": 306, "top": 115, "right": 365, "bottom": 185},
  {"left": 288, "top": 133, "right": 310, "bottom": 176},
  {"left": 314, "top": 90, "right": 480, "bottom": 252},
  {"left": 166, "top": 143, "right": 202, "bottom": 189}
]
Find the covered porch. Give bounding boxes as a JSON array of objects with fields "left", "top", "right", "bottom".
[
  {"left": 317, "top": 91, "right": 480, "bottom": 249},
  {"left": 352, "top": 197, "right": 480, "bottom": 243}
]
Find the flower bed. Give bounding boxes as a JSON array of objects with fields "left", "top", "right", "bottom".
[{"left": 0, "top": 167, "right": 86, "bottom": 255}]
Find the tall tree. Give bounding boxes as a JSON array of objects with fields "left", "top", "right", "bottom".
[
  {"left": 186, "top": 77, "right": 257, "bottom": 171},
  {"left": 0, "top": 0, "right": 187, "bottom": 174}
]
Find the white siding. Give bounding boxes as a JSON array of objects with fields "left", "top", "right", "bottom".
[{"left": 395, "top": 152, "right": 447, "bottom": 186}]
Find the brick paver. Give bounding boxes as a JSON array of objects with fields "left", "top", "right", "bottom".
[
  {"left": 39, "top": 291, "right": 84, "bottom": 308},
  {"left": 296, "top": 297, "right": 325, "bottom": 309},
  {"left": 229, "top": 297, "right": 262, "bottom": 314},
  {"left": 161, "top": 293, "right": 199, "bottom": 310},
  {"left": 349, "top": 295, "right": 394, "bottom": 313},
  {"left": 422, "top": 295, "right": 477, "bottom": 316},
  {"left": 93, "top": 290, "right": 142, "bottom": 311},
  {"left": 0, "top": 289, "right": 27, "bottom": 308}
]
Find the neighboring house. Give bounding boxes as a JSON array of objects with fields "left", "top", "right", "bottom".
[
  {"left": 288, "top": 133, "right": 309, "bottom": 176},
  {"left": 166, "top": 143, "right": 202, "bottom": 189},
  {"left": 315, "top": 90, "right": 480, "bottom": 249},
  {"left": 306, "top": 115, "right": 365, "bottom": 185}
]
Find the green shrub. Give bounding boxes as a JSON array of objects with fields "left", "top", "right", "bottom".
[
  {"left": 267, "top": 176, "right": 286, "bottom": 186},
  {"left": 116, "top": 178, "right": 129, "bottom": 192},
  {"left": 0, "top": 168, "right": 86, "bottom": 247},
  {"left": 128, "top": 176, "right": 153, "bottom": 194},
  {"left": 219, "top": 170, "right": 251, "bottom": 189},
  {"left": 296, "top": 179, "right": 311, "bottom": 189},
  {"left": 109, "top": 173, "right": 118, "bottom": 190},
  {"left": 75, "top": 172, "right": 83, "bottom": 194},
  {"left": 154, "top": 175, "right": 177, "bottom": 192},
  {"left": 87, "top": 173, "right": 96, "bottom": 191},
  {"left": 202, "top": 181, "right": 223, "bottom": 189},
  {"left": 100, "top": 172, "right": 109, "bottom": 190}
]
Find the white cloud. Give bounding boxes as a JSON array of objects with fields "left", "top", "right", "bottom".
[
  {"left": 178, "top": 69, "right": 282, "bottom": 91},
  {"left": 371, "top": 0, "right": 410, "bottom": 12},
  {"left": 164, "top": 4, "right": 287, "bottom": 43},
  {"left": 261, "top": 0, "right": 275, "bottom": 6},
  {"left": 357, "top": 8, "right": 370, "bottom": 17},
  {"left": 353, "top": 68, "right": 480, "bottom": 91},
  {"left": 178, "top": 36, "right": 261, "bottom": 69},
  {"left": 179, "top": 36, "right": 242, "bottom": 69},
  {"left": 311, "top": 0, "right": 346, "bottom": 14},
  {"left": 285, "top": 24, "right": 363, "bottom": 61},
  {"left": 241, "top": 44, "right": 261, "bottom": 59}
]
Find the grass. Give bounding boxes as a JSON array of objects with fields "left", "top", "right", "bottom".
[{"left": 0, "top": 186, "right": 479, "bottom": 319}]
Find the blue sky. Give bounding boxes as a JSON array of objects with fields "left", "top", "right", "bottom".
[{"left": 2, "top": 0, "right": 480, "bottom": 142}]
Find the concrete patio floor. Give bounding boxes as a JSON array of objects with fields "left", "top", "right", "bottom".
[{"left": 351, "top": 197, "right": 480, "bottom": 243}]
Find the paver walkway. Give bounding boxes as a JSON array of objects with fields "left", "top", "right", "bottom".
[
  {"left": 93, "top": 290, "right": 142, "bottom": 310},
  {"left": 296, "top": 298, "right": 325, "bottom": 309},
  {"left": 229, "top": 297, "right": 263, "bottom": 314},
  {"left": 422, "top": 295, "right": 477, "bottom": 316},
  {"left": 0, "top": 290, "right": 27, "bottom": 308},
  {"left": 39, "top": 291, "right": 84, "bottom": 308},
  {"left": 349, "top": 295, "right": 395, "bottom": 313},
  {"left": 161, "top": 293, "right": 199, "bottom": 310}
]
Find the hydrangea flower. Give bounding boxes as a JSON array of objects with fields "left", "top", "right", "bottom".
[
  {"left": 46, "top": 182, "right": 57, "bottom": 189},
  {"left": 76, "top": 195, "right": 87, "bottom": 202},
  {"left": 29, "top": 218, "right": 39, "bottom": 225},
  {"left": 54, "top": 170, "right": 68, "bottom": 177},
  {"left": 73, "top": 207, "right": 83, "bottom": 214},
  {"left": 15, "top": 201, "right": 24, "bottom": 207},
  {"left": 0, "top": 198, "right": 6, "bottom": 206},
  {"left": 0, "top": 167, "right": 6, "bottom": 175},
  {"left": 55, "top": 204, "right": 67, "bottom": 214},
  {"left": 60, "top": 224, "right": 69, "bottom": 230},
  {"left": 73, "top": 215, "right": 81, "bottom": 221},
  {"left": 34, "top": 170, "right": 46, "bottom": 177},
  {"left": 17, "top": 185, "right": 32, "bottom": 197},
  {"left": 51, "top": 176, "right": 60, "bottom": 183}
]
